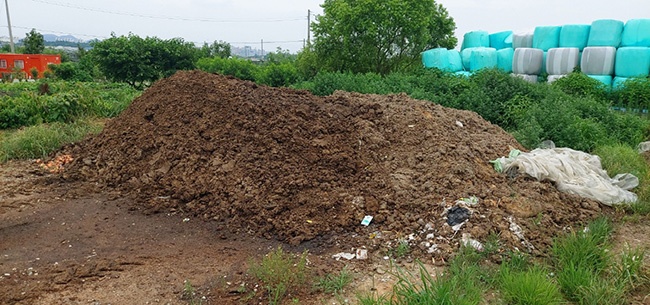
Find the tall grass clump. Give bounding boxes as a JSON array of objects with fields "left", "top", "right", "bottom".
[
  {"left": 249, "top": 247, "right": 308, "bottom": 305},
  {"left": 594, "top": 144, "right": 650, "bottom": 214},
  {"left": 497, "top": 265, "right": 564, "bottom": 305},
  {"left": 0, "top": 119, "right": 103, "bottom": 162},
  {"left": 551, "top": 217, "right": 646, "bottom": 304}
]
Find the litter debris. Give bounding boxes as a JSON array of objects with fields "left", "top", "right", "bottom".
[
  {"left": 355, "top": 249, "right": 368, "bottom": 260},
  {"left": 446, "top": 206, "right": 470, "bottom": 226},
  {"left": 455, "top": 120, "right": 463, "bottom": 127},
  {"left": 461, "top": 233, "right": 484, "bottom": 252},
  {"left": 360, "top": 215, "right": 373, "bottom": 226},
  {"left": 332, "top": 252, "right": 356, "bottom": 261},
  {"left": 508, "top": 216, "right": 534, "bottom": 252},
  {"left": 455, "top": 196, "right": 479, "bottom": 207}
]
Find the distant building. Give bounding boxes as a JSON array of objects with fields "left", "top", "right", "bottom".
[{"left": 0, "top": 54, "right": 61, "bottom": 79}]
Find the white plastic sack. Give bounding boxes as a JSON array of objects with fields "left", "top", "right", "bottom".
[{"left": 494, "top": 147, "right": 638, "bottom": 205}]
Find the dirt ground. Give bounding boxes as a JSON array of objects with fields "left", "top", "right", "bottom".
[{"left": 2, "top": 71, "right": 649, "bottom": 304}]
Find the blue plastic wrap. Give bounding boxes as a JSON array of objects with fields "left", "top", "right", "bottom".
[
  {"left": 497, "top": 48, "right": 514, "bottom": 72},
  {"left": 559, "top": 24, "right": 591, "bottom": 50},
  {"left": 587, "top": 19, "right": 624, "bottom": 47},
  {"left": 533, "top": 26, "right": 561, "bottom": 51},
  {"left": 490, "top": 31, "right": 513, "bottom": 50},
  {"left": 462, "top": 31, "right": 490, "bottom": 50},
  {"left": 588, "top": 74, "right": 613, "bottom": 89},
  {"left": 622, "top": 19, "right": 650, "bottom": 47},
  {"left": 422, "top": 48, "right": 463, "bottom": 72},
  {"left": 469, "top": 47, "right": 498, "bottom": 72},
  {"left": 615, "top": 47, "right": 650, "bottom": 77}
]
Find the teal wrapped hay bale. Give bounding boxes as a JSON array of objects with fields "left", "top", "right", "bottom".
[
  {"left": 559, "top": 24, "right": 591, "bottom": 50},
  {"left": 513, "top": 48, "right": 544, "bottom": 75},
  {"left": 462, "top": 31, "right": 490, "bottom": 50},
  {"left": 613, "top": 76, "right": 629, "bottom": 89},
  {"left": 490, "top": 31, "right": 513, "bottom": 50},
  {"left": 421, "top": 48, "right": 464, "bottom": 72},
  {"left": 533, "top": 26, "right": 561, "bottom": 51},
  {"left": 615, "top": 47, "right": 650, "bottom": 77},
  {"left": 581, "top": 47, "right": 617, "bottom": 75},
  {"left": 588, "top": 74, "right": 613, "bottom": 89},
  {"left": 513, "top": 32, "right": 534, "bottom": 48},
  {"left": 622, "top": 19, "right": 650, "bottom": 47},
  {"left": 546, "top": 48, "right": 580, "bottom": 75},
  {"left": 448, "top": 49, "right": 464, "bottom": 72},
  {"left": 497, "top": 48, "right": 514, "bottom": 72},
  {"left": 587, "top": 19, "right": 624, "bottom": 47},
  {"left": 461, "top": 48, "right": 473, "bottom": 70},
  {"left": 469, "top": 47, "right": 498, "bottom": 71}
]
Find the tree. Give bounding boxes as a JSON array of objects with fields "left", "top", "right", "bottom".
[
  {"left": 199, "top": 40, "right": 232, "bottom": 59},
  {"left": 89, "top": 33, "right": 199, "bottom": 89},
  {"left": 311, "top": 0, "right": 457, "bottom": 75},
  {"left": 23, "top": 28, "right": 45, "bottom": 54}
]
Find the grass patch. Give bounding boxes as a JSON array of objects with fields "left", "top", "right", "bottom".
[
  {"left": 550, "top": 217, "right": 646, "bottom": 304},
  {"left": 0, "top": 119, "right": 103, "bottom": 163},
  {"left": 498, "top": 265, "right": 564, "bottom": 305},
  {"left": 249, "top": 246, "right": 308, "bottom": 305},
  {"left": 594, "top": 143, "right": 650, "bottom": 214},
  {"left": 314, "top": 265, "right": 354, "bottom": 295}
]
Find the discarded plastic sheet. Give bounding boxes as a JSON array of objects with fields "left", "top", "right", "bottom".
[
  {"left": 360, "top": 215, "right": 373, "bottom": 226},
  {"left": 446, "top": 206, "right": 470, "bottom": 226},
  {"left": 492, "top": 147, "right": 638, "bottom": 205}
]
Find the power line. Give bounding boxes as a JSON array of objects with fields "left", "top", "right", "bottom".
[{"left": 28, "top": 0, "right": 305, "bottom": 23}]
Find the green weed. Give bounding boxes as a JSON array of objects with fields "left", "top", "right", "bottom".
[
  {"left": 0, "top": 119, "right": 103, "bottom": 162},
  {"left": 498, "top": 265, "right": 564, "bottom": 305},
  {"left": 314, "top": 265, "right": 354, "bottom": 294},
  {"left": 249, "top": 246, "right": 308, "bottom": 305}
]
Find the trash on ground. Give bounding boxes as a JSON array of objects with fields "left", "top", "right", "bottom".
[
  {"left": 461, "top": 233, "right": 484, "bottom": 252},
  {"left": 332, "top": 252, "right": 356, "bottom": 260},
  {"left": 360, "top": 215, "right": 373, "bottom": 226},
  {"left": 446, "top": 205, "right": 470, "bottom": 226},
  {"left": 355, "top": 249, "right": 368, "bottom": 260}
]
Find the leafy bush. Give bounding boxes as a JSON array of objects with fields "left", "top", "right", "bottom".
[
  {"left": 612, "top": 77, "right": 650, "bottom": 112},
  {"left": 0, "top": 81, "right": 139, "bottom": 129},
  {"left": 551, "top": 72, "right": 609, "bottom": 101},
  {"left": 196, "top": 57, "right": 260, "bottom": 82},
  {"left": 258, "top": 62, "right": 299, "bottom": 87}
]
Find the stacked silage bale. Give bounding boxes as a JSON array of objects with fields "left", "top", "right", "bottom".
[
  {"left": 581, "top": 19, "right": 624, "bottom": 89},
  {"left": 459, "top": 31, "right": 499, "bottom": 75},
  {"left": 533, "top": 26, "right": 562, "bottom": 76},
  {"left": 422, "top": 48, "right": 464, "bottom": 72},
  {"left": 613, "top": 19, "right": 650, "bottom": 89},
  {"left": 546, "top": 24, "right": 591, "bottom": 82},
  {"left": 512, "top": 48, "right": 543, "bottom": 83},
  {"left": 490, "top": 31, "right": 515, "bottom": 73}
]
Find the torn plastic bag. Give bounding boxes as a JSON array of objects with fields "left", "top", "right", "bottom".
[{"left": 492, "top": 147, "right": 638, "bottom": 205}]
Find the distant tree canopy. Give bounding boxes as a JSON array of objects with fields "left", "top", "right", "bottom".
[
  {"left": 311, "top": 0, "right": 457, "bottom": 75},
  {"left": 199, "top": 40, "right": 232, "bottom": 59},
  {"left": 23, "top": 28, "right": 45, "bottom": 54},
  {"left": 89, "top": 33, "right": 198, "bottom": 89}
]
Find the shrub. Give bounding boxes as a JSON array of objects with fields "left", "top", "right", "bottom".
[
  {"left": 196, "top": 57, "right": 260, "bottom": 82},
  {"left": 551, "top": 72, "right": 609, "bottom": 101},
  {"left": 612, "top": 77, "right": 650, "bottom": 112},
  {"left": 258, "top": 62, "right": 299, "bottom": 87}
]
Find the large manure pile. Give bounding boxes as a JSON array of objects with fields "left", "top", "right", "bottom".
[{"left": 66, "top": 70, "right": 603, "bottom": 255}]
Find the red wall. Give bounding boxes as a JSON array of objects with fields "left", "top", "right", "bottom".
[{"left": 0, "top": 54, "right": 61, "bottom": 79}]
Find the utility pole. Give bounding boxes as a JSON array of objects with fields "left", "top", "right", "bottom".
[
  {"left": 4, "top": 0, "right": 14, "bottom": 53},
  {"left": 261, "top": 39, "right": 264, "bottom": 58},
  {"left": 307, "top": 9, "right": 311, "bottom": 46}
]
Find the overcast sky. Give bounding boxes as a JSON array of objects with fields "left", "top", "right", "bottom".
[{"left": 3, "top": 0, "right": 650, "bottom": 53}]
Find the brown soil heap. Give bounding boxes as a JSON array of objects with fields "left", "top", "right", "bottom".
[{"left": 66, "top": 70, "right": 603, "bottom": 256}]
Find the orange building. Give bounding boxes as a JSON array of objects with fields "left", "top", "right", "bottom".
[{"left": 0, "top": 53, "right": 61, "bottom": 79}]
